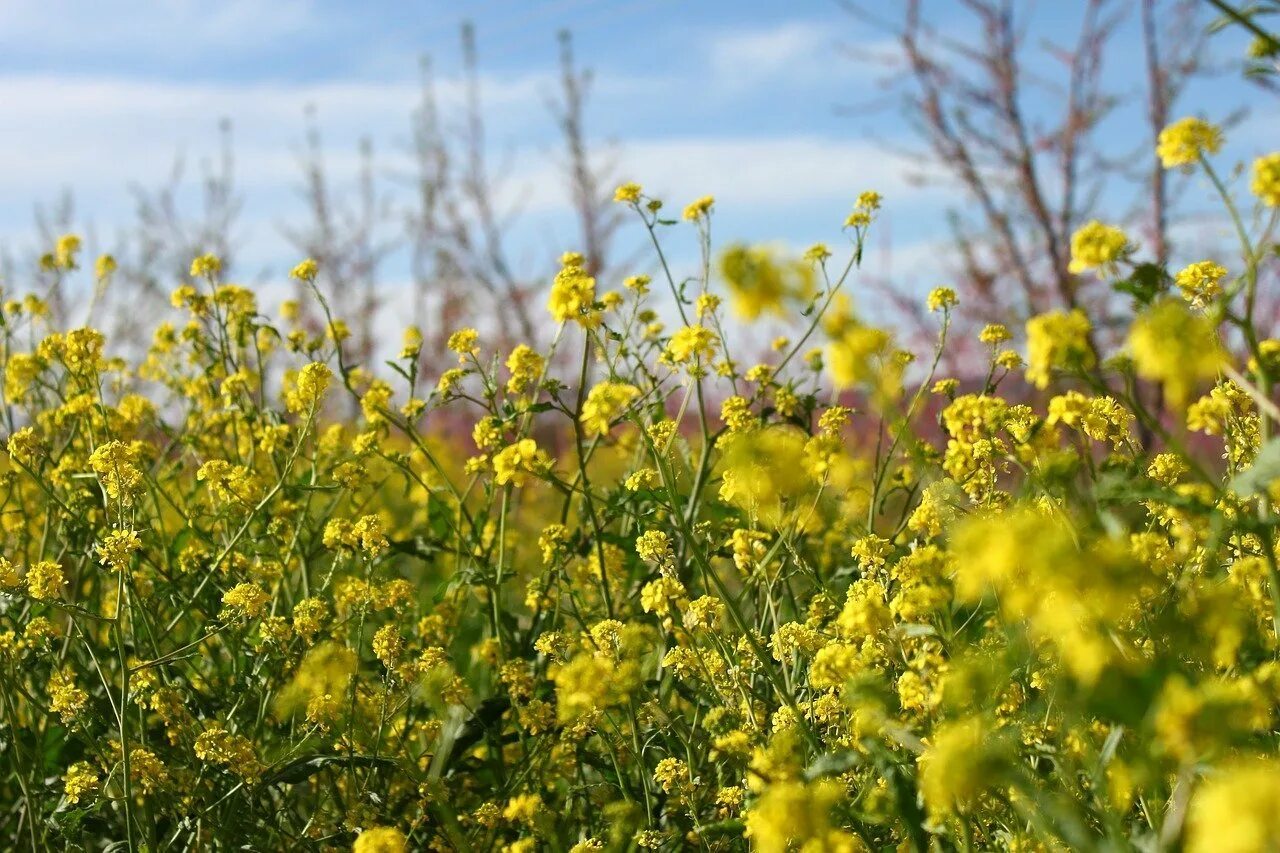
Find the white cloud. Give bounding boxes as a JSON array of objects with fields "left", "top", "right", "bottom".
[
  {"left": 0, "top": 0, "right": 323, "bottom": 59},
  {"left": 0, "top": 68, "right": 565, "bottom": 236},
  {"left": 705, "top": 20, "right": 896, "bottom": 91},
  {"left": 0, "top": 66, "right": 940, "bottom": 229},
  {"left": 496, "top": 136, "right": 942, "bottom": 219},
  {"left": 709, "top": 21, "right": 831, "bottom": 83},
  {"left": 621, "top": 136, "right": 935, "bottom": 208},
  {"left": 0, "top": 60, "right": 947, "bottom": 290}
]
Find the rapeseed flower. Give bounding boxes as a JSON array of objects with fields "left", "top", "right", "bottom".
[
  {"left": 580, "top": 381, "right": 640, "bottom": 437},
  {"left": 4, "top": 148, "right": 1280, "bottom": 852},
  {"left": 1156, "top": 117, "right": 1223, "bottom": 168},
  {"left": 1068, "top": 220, "right": 1129, "bottom": 274},
  {"left": 1250, "top": 153, "right": 1280, "bottom": 206},
  {"left": 1128, "top": 298, "right": 1225, "bottom": 408},
  {"left": 1025, "top": 308, "right": 1093, "bottom": 388}
]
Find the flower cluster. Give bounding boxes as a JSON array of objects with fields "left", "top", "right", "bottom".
[{"left": 0, "top": 119, "right": 1278, "bottom": 853}]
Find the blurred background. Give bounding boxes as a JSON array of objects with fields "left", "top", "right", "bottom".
[{"left": 0, "top": 0, "right": 1274, "bottom": 371}]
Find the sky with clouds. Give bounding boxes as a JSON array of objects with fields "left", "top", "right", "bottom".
[{"left": 0, "top": 0, "right": 1272, "bottom": 318}]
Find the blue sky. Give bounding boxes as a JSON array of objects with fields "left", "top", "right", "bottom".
[{"left": 0, "top": 0, "right": 1272, "bottom": 320}]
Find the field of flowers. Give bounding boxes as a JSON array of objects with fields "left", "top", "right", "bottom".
[{"left": 0, "top": 116, "right": 1278, "bottom": 852}]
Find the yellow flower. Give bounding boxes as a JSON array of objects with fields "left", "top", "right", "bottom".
[
  {"left": 286, "top": 362, "right": 333, "bottom": 413},
  {"left": 995, "top": 349, "right": 1022, "bottom": 370},
  {"left": 54, "top": 234, "right": 82, "bottom": 270},
  {"left": 95, "top": 254, "right": 117, "bottom": 279},
  {"left": 352, "top": 515, "right": 389, "bottom": 555},
  {"left": 221, "top": 583, "right": 270, "bottom": 621},
  {"left": 1156, "top": 117, "right": 1223, "bottom": 168},
  {"left": 372, "top": 625, "right": 404, "bottom": 668},
  {"left": 634, "top": 529, "right": 673, "bottom": 567},
  {"left": 292, "top": 598, "right": 328, "bottom": 643},
  {"left": 695, "top": 292, "right": 721, "bottom": 317},
  {"left": 613, "top": 182, "right": 642, "bottom": 203},
  {"left": 639, "top": 576, "right": 686, "bottom": 615},
  {"left": 918, "top": 717, "right": 1011, "bottom": 818},
  {"left": 275, "top": 642, "right": 357, "bottom": 719},
  {"left": 979, "top": 323, "right": 1011, "bottom": 345},
  {"left": 25, "top": 561, "right": 65, "bottom": 601},
  {"left": 580, "top": 381, "right": 640, "bottom": 437},
  {"left": 89, "top": 440, "right": 145, "bottom": 505},
  {"left": 1175, "top": 260, "right": 1227, "bottom": 308},
  {"left": 827, "top": 323, "right": 896, "bottom": 397},
  {"left": 683, "top": 595, "right": 724, "bottom": 631},
  {"left": 197, "top": 459, "right": 264, "bottom": 506},
  {"left": 720, "top": 395, "right": 755, "bottom": 433},
  {"left": 553, "top": 654, "right": 612, "bottom": 720},
  {"left": 5, "top": 355, "right": 43, "bottom": 404},
  {"left": 547, "top": 253, "right": 598, "bottom": 327},
  {"left": 353, "top": 826, "right": 408, "bottom": 853},
  {"left": 437, "top": 367, "right": 465, "bottom": 395},
  {"left": 664, "top": 324, "right": 718, "bottom": 365},
  {"left": 843, "top": 209, "right": 871, "bottom": 228},
  {"left": 1025, "top": 308, "right": 1093, "bottom": 388},
  {"left": 503, "top": 792, "right": 543, "bottom": 826},
  {"left": 1047, "top": 391, "right": 1133, "bottom": 448},
  {"left": 1251, "top": 152, "right": 1280, "bottom": 206},
  {"left": 189, "top": 253, "right": 222, "bottom": 278},
  {"left": 290, "top": 258, "right": 319, "bottom": 281},
  {"left": 926, "top": 287, "right": 957, "bottom": 312},
  {"left": 61, "top": 327, "right": 106, "bottom": 376},
  {"left": 744, "top": 780, "right": 854, "bottom": 853},
  {"left": 473, "top": 416, "right": 503, "bottom": 451},
  {"left": 717, "top": 244, "right": 814, "bottom": 320},
  {"left": 194, "top": 726, "right": 261, "bottom": 779},
  {"left": 682, "top": 195, "right": 715, "bottom": 221},
  {"left": 399, "top": 325, "right": 423, "bottom": 359},
  {"left": 505, "top": 344, "right": 545, "bottom": 394},
  {"left": 1068, "top": 220, "right": 1129, "bottom": 274},
  {"left": 803, "top": 243, "right": 831, "bottom": 264},
  {"left": 64, "top": 762, "right": 99, "bottom": 804},
  {"left": 0, "top": 559, "right": 18, "bottom": 590},
  {"left": 1128, "top": 298, "right": 1225, "bottom": 408},
  {"left": 855, "top": 190, "right": 882, "bottom": 210},
  {"left": 492, "top": 438, "right": 552, "bottom": 486},
  {"left": 447, "top": 328, "right": 480, "bottom": 361},
  {"left": 361, "top": 379, "right": 393, "bottom": 424},
  {"left": 128, "top": 748, "right": 169, "bottom": 794},
  {"left": 836, "top": 579, "right": 891, "bottom": 639},
  {"left": 716, "top": 426, "right": 812, "bottom": 527},
  {"left": 96, "top": 528, "right": 142, "bottom": 572},
  {"left": 1185, "top": 758, "right": 1280, "bottom": 853},
  {"left": 48, "top": 667, "right": 88, "bottom": 722}
]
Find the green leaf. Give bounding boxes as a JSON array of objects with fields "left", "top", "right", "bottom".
[
  {"left": 50, "top": 805, "right": 92, "bottom": 840},
  {"left": 1111, "top": 262, "right": 1169, "bottom": 306},
  {"left": 693, "top": 819, "right": 746, "bottom": 837},
  {"left": 384, "top": 360, "right": 413, "bottom": 382}
]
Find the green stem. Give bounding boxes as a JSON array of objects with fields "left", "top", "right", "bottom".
[{"left": 114, "top": 570, "right": 136, "bottom": 852}]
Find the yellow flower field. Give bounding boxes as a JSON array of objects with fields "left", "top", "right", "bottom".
[{"left": 1, "top": 119, "right": 1280, "bottom": 852}]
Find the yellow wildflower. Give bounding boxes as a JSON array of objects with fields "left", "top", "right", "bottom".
[
  {"left": 580, "top": 381, "right": 640, "bottom": 437},
  {"left": 1156, "top": 117, "right": 1223, "bottom": 168},
  {"left": 1068, "top": 220, "right": 1129, "bottom": 274},
  {"left": 1129, "top": 298, "right": 1225, "bottom": 408},
  {"left": 1252, "top": 152, "right": 1280, "bottom": 206}
]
